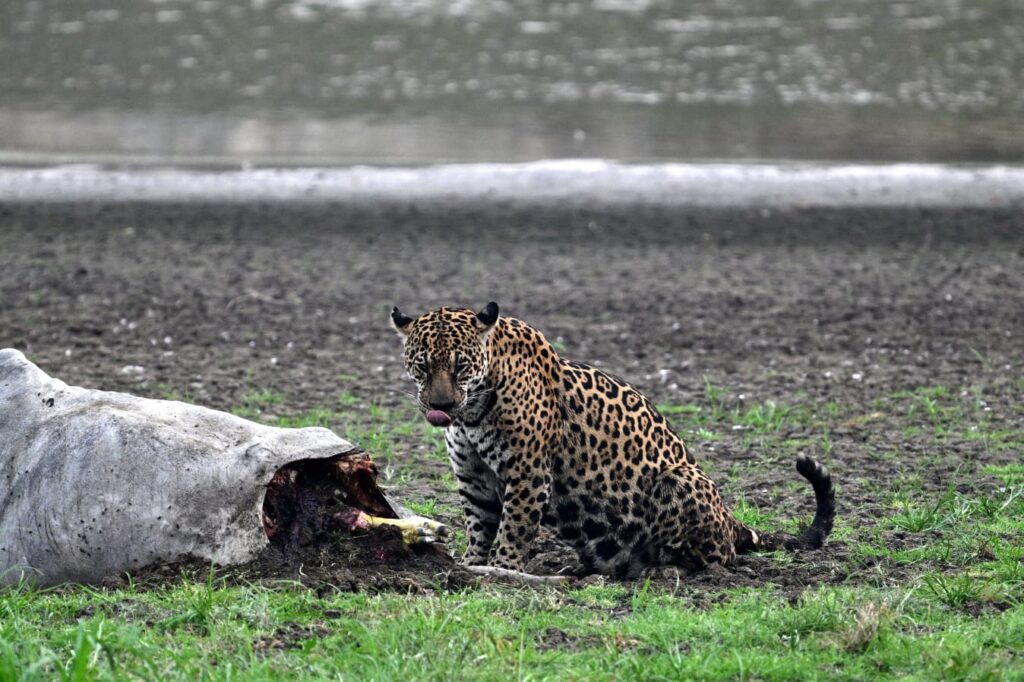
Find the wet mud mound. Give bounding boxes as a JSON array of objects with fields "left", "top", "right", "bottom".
[
  {"left": 252, "top": 525, "right": 471, "bottom": 594},
  {"left": 131, "top": 529, "right": 472, "bottom": 595}
]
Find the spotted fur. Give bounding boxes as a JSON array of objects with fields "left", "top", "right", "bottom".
[{"left": 391, "top": 303, "right": 836, "bottom": 577}]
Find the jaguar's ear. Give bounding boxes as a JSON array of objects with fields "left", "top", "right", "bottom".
[
  {"left": 475, "top": 302, "right": 499, "bottom": 331},
  {"left": 391, "top": 306, "right": 414, "bottom": 337}
]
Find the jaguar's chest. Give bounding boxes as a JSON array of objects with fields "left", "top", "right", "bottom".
[{"left": 445, "top": 420, "right": 513, "bottom": 474}]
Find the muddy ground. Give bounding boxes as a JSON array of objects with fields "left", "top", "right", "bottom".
[{"left": 1, "top": 201, "right": 1022, "bottom": 597}]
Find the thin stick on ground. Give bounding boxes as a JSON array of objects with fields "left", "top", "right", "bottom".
[{"left": 466, "top": 565, "right": 573, "bottom": 586}]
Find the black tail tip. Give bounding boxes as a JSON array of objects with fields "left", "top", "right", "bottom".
[
  {"left": 794, "top": 454, "right": 836, "bottom": 549},
  {"left": 796, "top": 454, "right": 817, "bottom": 477}
]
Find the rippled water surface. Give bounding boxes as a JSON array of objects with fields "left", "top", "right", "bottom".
[{"left": 1, "top": 0, "right": 1022, "bottom": 164}]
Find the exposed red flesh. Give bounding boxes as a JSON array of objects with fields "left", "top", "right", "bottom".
[{"left": 261, "top": 452, "right": 398, "bottom": 549}]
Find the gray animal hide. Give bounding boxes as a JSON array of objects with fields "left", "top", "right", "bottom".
[{"left": 0, "top": 349, "right": 360, "bottom": 586}]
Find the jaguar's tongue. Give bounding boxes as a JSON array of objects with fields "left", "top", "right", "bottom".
[{"left": 425, "top": 410, "right": 452, "bottom": 427}]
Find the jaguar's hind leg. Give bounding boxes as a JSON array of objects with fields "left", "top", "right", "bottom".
[{"left": 648, "top": 464, "right": 742, "bottom": 570}]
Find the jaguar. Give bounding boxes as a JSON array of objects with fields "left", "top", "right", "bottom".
[{"left": 391, "top": 302, "right": 835, "bottom": 578}]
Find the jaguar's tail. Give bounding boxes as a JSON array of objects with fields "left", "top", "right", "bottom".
[
  {"left": 792, "top": 455, "right": 835, "bottom": 549},
  {"left": 735, "top": 455, "right": 835, "bottom": 553}
]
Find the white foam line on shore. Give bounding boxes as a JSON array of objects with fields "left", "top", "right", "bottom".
[{"left": 1, "top": 161, "right": 1023, "bottom": 207}]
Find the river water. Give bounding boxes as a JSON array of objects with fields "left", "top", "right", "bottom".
[{"left": 1, "top": 0, "right": 1022, "bottom": 165}]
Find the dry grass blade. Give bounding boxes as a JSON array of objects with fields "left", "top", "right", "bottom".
[{"left": 834, "top": 602, "right": 890, "bottom": 654}]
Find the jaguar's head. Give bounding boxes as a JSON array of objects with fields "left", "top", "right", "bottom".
[{"left": 390, "top": 302, "right": 499, "bottom": 427}]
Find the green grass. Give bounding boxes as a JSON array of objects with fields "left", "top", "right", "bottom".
[
  {"left": 733, "top": 400, "right": 791, "bottom": 434},
  {"left": 2, "top": 579, "right": 1023, "bottom": 680},
  {"left": 7, "top": 379, "right": 1020, "bottom": 679},
  {"left": 230, "top": 389, "right": 287, "bottom": 420},
  {"left": 657, "top": 388, "right": 836, "bottom": 445},
  {"left": 156, "top": 383, "right": 194, "bottom": 404},
  {"left": 984, "top": 464, "right": 1024, "bottom": 485},
  {"left": 730, "top": 496, "right": 782, "bottom": 531}
]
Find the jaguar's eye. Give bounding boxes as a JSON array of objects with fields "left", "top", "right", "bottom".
[
  {"left": 453, "top": 358, "right": 466, "bottom": 377},
  {"left": 409, "top": 357, "right": 428, "bottom": 377}
]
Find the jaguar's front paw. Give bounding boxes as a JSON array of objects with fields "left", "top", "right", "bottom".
[
  {"left": 639, "top": 565, "right": 692, "bottom": 581},
  {"left": 459, "top": 552, "right": 490, "bottom": 567},
  {"left": 488, "top": 549, "right": 527, "bottom": 572}
]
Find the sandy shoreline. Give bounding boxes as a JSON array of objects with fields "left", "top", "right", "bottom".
[{"left": 2, "top": 161, "right": 1024, "bottom": 208}]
